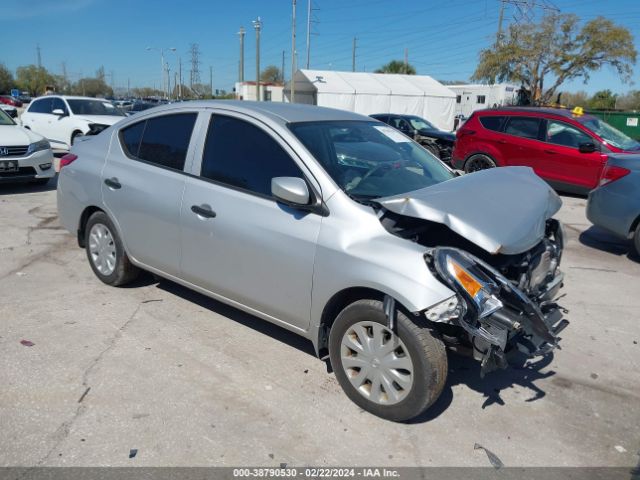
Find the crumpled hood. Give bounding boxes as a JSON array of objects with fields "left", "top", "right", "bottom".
[
  {"left": 417, "top": 128, "right": 456, "bottom": 143},
  {"left": 377, "top": 167, "right": 562, "bottom": 255}
]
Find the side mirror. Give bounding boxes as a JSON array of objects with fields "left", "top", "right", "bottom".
[
  {"left": 579, "top": 142, "right": 597, "bottom": 153},
  {"left": 272, "top": 177, "right": 310, "bottom": 206},
  {"left": 52, "top": 109, "right": 67, "bottom": 117}
]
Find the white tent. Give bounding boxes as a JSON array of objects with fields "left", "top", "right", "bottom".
[{"left": 284, "top": 69, "right": 456, "bottom": 130}]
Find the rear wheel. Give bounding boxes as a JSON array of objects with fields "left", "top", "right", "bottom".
[
  {"left": 85, "top": 211, "right": 139, "bottom": 286},
  {"left": 632, "top": 222, "right": 640, "bottom": 258},
  {"left": 328, "top": 299, "right": 447, "bottom": 422},
  {"left": 464, "top": 153, "right": 497, "bottom": 173}
]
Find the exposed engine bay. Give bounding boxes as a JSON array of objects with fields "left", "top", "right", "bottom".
[{"left": 377, "top": 206, "right": 568, "bottom": 376}]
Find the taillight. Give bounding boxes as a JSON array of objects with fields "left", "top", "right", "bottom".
[
  {"left": 59, "top": 153, "right": 78, "bottom": 168},
  {"left": 599, "top": 165, "right": 630, "bottom": 186}
]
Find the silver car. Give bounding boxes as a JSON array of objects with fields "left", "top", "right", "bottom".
[
  {"left": 586, "top": 154, "right": 640, "bottom": 258},
  {"left": 57, "top": 101, "right": 567, "bottom": 421}
]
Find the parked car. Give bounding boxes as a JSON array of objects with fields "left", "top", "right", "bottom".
[
  {"left": 21, "top": 95, "right": 127, "bottom": 152},
  {"left": 0, "top": 104, "right": 18, "bottom": 118},
  {"left": 452, "top": 107, "right": 640, "bottom": 193},
  {"left": 586, "top": 154, "right": 640, "bottom": 257},
  {"left": 126, "top": 102, "right": 157, "bottom": 115},
  {"left": 0, "top": 95, "right": 23, "bottom": 108},
  {"left": 57, "top": 101, "right": 566, "bottom": 421},
  {"left": 18, "top": 93, "right": 32, "bottom": 104},
  {"left": 370, "top": 113, "right": 455, "bottom": 163},
  {"left": 0, "top": 108, "right": 55, "bottom": 185}
]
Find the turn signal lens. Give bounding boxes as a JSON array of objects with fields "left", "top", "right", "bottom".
[
  {"left": 449, "top": 259, "right": 483, "bottom": 298},
  {"left": 59, "top": 154, "right": 78, "bottom": 168}
]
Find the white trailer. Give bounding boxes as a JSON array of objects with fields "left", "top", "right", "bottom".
[{"left": 449, "top": 84, "right": 519, "bottom": 118}]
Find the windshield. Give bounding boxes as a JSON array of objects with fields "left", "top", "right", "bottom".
[
  {"left": 581, "top": 117, "right": 640, "bottom": 151},
  {"left": 0, "top": 109, "right": 16, "bottom": 125},
  {"left": 407, "top": 116, "right": 436, "bottom": 130},
  {"left": 289, "top": 121, "right": 454, "bottom": 200},
  {"left": 67, "top": 99, "right": 126, "bottom": 117}
]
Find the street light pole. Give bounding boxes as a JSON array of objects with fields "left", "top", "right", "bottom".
[
  {"left": 253, "top": 17, "right": 262, "bottom": 102},
  {"left": 147, "top": 46, "right": 176, "bottom": 99}
]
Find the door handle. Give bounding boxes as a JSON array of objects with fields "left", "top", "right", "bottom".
[
  {"left": 104, "top": 177, "right": 121, "bottom": 189},
  {"left": 191, "top": 204, "right": 217, "bottom": 219},
  {"left": 498, "top": 139, "right": 507, "bottom": 144},
  {"left": 544, "top": 149, "right": 557, "bottom": 154}
]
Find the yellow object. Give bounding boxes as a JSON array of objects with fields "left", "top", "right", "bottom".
[
  {"left": 572, "top": 106, "right": 584, "bottom": 117},
  {"left": 450, "top": 260, "right": 482, "bottom": 298}
]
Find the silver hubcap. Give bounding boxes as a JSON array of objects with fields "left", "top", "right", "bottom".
[
  {"left": 340, "top": 321, "right": 414, "bottom": 405},
  {"left": 88, "top": 223, "right": 116, "bottom": 276}
]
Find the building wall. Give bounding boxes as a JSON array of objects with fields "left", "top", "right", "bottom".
[{"left": 235, "top": 83, "right": 284, "bottom": 102}]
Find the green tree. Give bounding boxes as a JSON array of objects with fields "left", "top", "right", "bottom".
[
  {"left": 71, "top": 77, "right": 113, "bottom": 97},
  {"left": 588, "top": 90, "right": 618, "bottom": 110},
  {"left": 0, "top": 64, "right": 15, "bottom": 94},
  {"left": 472, "top": 14, "right": 636, "bottom": 105},
  {"left": 559, "top": 90, "right": 590, "bottom": 108},
  {"left": 374, "top": 60, "right": 416, "bottom": 75},
  {"left": 616, "top": 90, "right": 640, "bottom": 110},
  {"left": 260, "top": 65, "right": 283, "bottom": 83},
  {"left": 16, "top": 65, "right": 56, "bottom": 96}
]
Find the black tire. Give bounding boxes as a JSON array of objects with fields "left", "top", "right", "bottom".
[
  {"left": 631, "top": 222, "right": 640, "bottom": 259},
  {"left": 424, "top": 143, "right": 441, "bottom": 159},
  {"left": 328, "top": 299, "right": 447, "bottom": 422},
  {"left": 464, "top": 153, "right": 497, "bottom": 173},
  {"left": 71, "top": 131, "right": 84, "bottom": 145},
  {"left": 85, "top": 211, "right": 139, "bottom": 286}
]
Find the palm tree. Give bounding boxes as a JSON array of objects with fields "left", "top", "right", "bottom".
[{"left": 374, "top": 60, "right": 416, "bottom": 75}]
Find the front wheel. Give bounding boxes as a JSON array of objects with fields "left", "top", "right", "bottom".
[
  {"left": 328, "top": 299, "right": 447, "bottom": 422},
  {"left": 464, "top": 153, "right": 497, "bottom": 173},
  {"left": 85, "top": 211, "right": 139, "bottom": 286}
]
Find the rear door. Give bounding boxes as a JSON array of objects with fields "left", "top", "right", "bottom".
[
  {"left": 179, "top": 112, "right": 322, "bottom": 330},
  {"left": 540, "top": 118, "right": 604, "bottom": 189},
  {"left": 102, "top": 111, "right": 199, "bottom": 276},
  {"left": 500, "top": 116, "right": 545, "bottom": 169}
]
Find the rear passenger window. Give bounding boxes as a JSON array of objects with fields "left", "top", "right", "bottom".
[
  {"left": 28, "top": 98, "right": 52, "bottom": 114},
  {"left": 504, "top": 117, "right": 541, "bottom": 140},
  {"left": 120, "top": 121, "right": 145, "bottom": 157},
  {"left": 200, "top": 115, "right": 303, "bottom": 197},
  {"left": 120, "top": 113, "right": 197, "bottom": 171},
  {"left": 479, "top": 116, "right": 505, "bottom": 132}
]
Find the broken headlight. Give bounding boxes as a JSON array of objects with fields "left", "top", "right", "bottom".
[{"left": 432, "top": 248, "right": 503, "bottom": 319}]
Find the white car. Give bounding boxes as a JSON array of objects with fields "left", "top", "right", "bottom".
[
  {"left": 0, "top": 108, "right": 55, "bottom": 185},
  {"left": 21, "top": 95, "right": 126, "bottom": 152}
]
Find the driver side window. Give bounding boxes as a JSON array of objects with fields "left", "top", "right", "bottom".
[{"left": 545, "top": 120, "right": 592, "bottom": 149}]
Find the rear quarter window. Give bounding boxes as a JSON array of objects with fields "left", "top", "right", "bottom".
[{"left": 479, "top": 115, "right": 506, "bottom": 132}]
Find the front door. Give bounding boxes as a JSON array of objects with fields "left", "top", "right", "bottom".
[
  {"left": 540, "top": 119, "right": 605, "bottom": 190},
  {"left": 180, "top": 112, "right": 322, "bottom": 330},
  {"left": 102, "top": 111, "right": 199, "bottom": 276}
]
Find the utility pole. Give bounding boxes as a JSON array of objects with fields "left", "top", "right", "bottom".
[
  {"left": 253, "top": 17, "right": 262, "bottom": 102},
  {"left": 174, "top": 72, "right": 178, "bottom": 98},
  {"left": 178, "top": 57, "right": 182, "bottom": 99},
  {"left": 210, "top": 66, "right": 213, "bottom": 98},
  {"left": 306, "top": 0, "right": 311, "bottom": 69},
  {"left": 190, "top": 43, "right": 201, "bottom": 94},
  {"left": 61, "top": 62, "right": 68, "bottom": 93},
  {"left": 238, "top": 26, "right": 245, "bottom": 82},
  {"left": 404, "top": 48, "right": 408, "bottom": 73},
  {"left": 352, "top": 37, "right": 357, "bottom": 72},
  {"left": 497, "top": 0, "right": 506, "bottom": 45},
  {"left": 127, "top": 78, "right": 130, "bottom": 98},
  {"left": 291, "top": 0, "right": 297, "bottom": 103}
]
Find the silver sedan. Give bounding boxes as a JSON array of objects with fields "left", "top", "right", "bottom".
[{"left": 57, "top": 101, "right": 567, "bottom": 421}]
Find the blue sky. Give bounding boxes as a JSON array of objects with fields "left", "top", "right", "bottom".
[{"left": 1, "top": 0, "right": 638, "bottom": 94}]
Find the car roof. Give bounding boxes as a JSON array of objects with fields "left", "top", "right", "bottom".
[
  {"left": 32, "top": 95, "right": 108, "bottom": 101},
  {"left": 136, "top": 100, "right": 369, "bottom": 124},
  {"left": 476, "top": 106, "right": 598, "bottom": 122}
]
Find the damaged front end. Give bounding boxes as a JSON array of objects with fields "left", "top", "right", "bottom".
[{"left": 424, "top": 220, "right": 568, "bottom": 376}]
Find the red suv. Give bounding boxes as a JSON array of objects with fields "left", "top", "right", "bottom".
[{"left": 452, "top": 107, "right": 640, "bottom": 193}]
